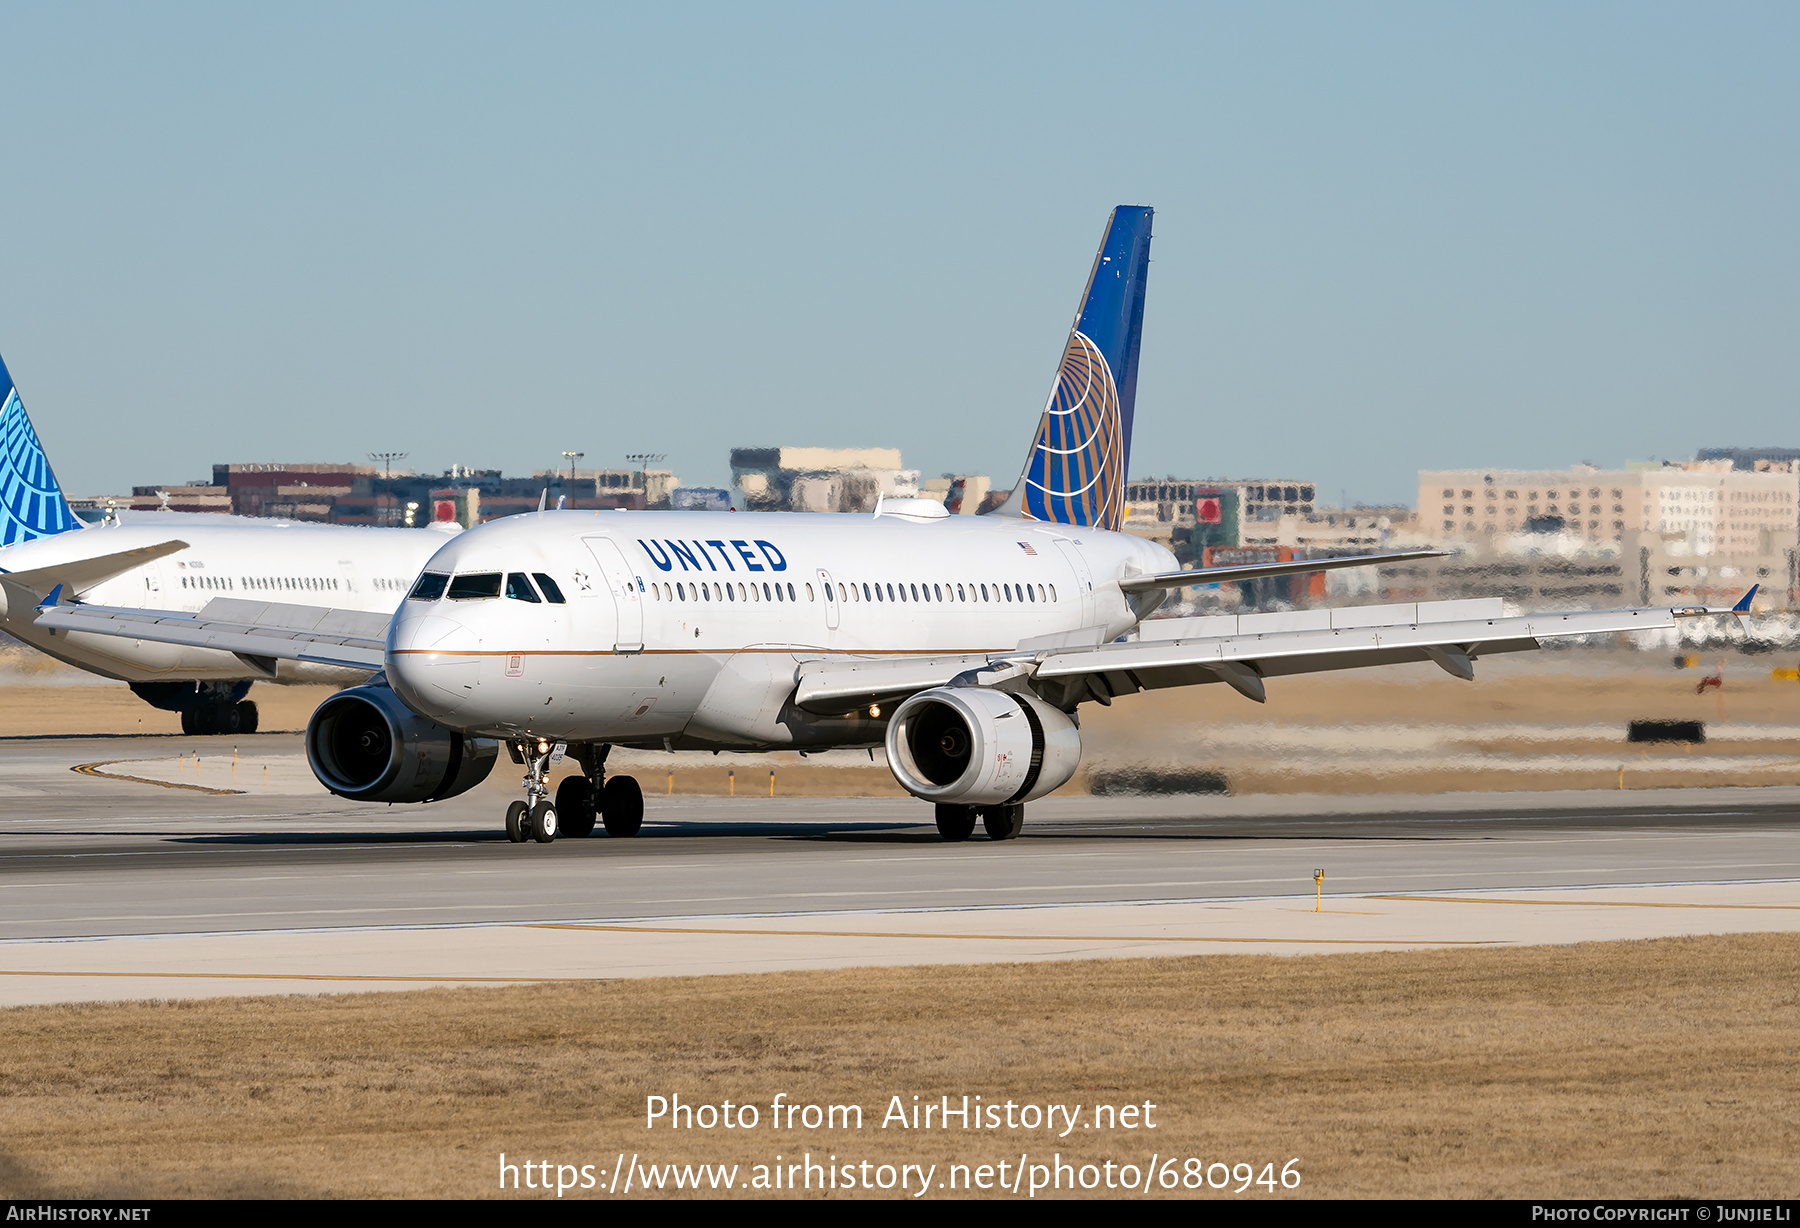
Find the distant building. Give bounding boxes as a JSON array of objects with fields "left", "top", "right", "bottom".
[
  {"left": 671, "top": 487, "right": 731, "bottom": 511},
  {"left": 530, "top": 467, "right": 679, "bottom": 509},
  {"left": 1125, "top": 476, "right": 1316, "bottom": 533},
  {"left": 730, "top": 446, "right": 920, "bottom": 512},
  {"left": 1396, "top": 462, "right": 1800, "bottom": 610},
  {"left": 1696, "top": 446, "right": 1800, "bottom": 471},
  {"left": 1418, "top": 463, "right": 1799, "bottom": 555},
  {"left": 87, "top": 460, "right": 685, "bottom": 529},
  {"left": 1122, "top": 476, "right": 1324, "bottom": 564}
]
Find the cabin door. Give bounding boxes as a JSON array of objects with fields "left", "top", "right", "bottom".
[{"left": 583, "top": 537, "right": 644, "bottom": 654}]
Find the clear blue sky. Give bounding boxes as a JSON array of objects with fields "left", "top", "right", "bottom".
[{"left": 1, "top": 3, "right": 1794, "bottom": 504}]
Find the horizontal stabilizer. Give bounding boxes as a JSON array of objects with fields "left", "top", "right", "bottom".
[
  {"left": 0, "top": 539, "right": 188, "bottom": 598},
  {"left": 1119, "top": 549, "right": 1449, "bottom": 593},
  {"left": 33, "top": 596, "right": 388, "bottom": 671}
]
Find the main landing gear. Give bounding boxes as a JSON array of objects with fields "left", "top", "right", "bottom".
[
  {"left": 180, "top": 701, "right": 258, "bottom": 736},
  {"left": 129, "top": 681, "right": 259, "bottom": 736},
  {"left": 504, "top": 741, "right": 644, "bottom": 844},
  {"left": 934, "top": 802, "right": 1026, "bottom": 842}
]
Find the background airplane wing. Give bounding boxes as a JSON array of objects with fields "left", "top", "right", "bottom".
[{"left": 33, "top": 595, "right": 388, "bottom": 672}]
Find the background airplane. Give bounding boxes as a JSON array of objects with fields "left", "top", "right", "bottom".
[
  {"left": 42, "top": 207, "right": 1722, "bottom": 839},
  {"left": 0, "top": 353, "right": 452, "bottom": 732}
]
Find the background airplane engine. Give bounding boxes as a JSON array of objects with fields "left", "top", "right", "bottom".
[
  {"left": 884, "top": 687, "right": 1081, "bottom": 805},
  {"left": 305, "top": 682, "right": 498, "bottom": 803}
]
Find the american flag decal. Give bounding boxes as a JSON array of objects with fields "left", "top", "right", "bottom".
[{"left": 1017, "top": 542, "right": 1038, "bottom": 556}]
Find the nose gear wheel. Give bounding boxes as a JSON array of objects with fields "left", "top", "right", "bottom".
[{"left": 503, "top": 740, "right": 560, "bottom": 843}]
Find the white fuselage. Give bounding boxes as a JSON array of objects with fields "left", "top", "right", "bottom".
[
  {"left": 385, "top": 509, "right": 1177, "bottom": 750},
  {"left": 0, "top": 518, "right": 450, "bottom": 684}
]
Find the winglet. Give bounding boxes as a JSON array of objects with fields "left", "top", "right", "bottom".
[
  {"left": 1732, "top": 584, "right": 1758, "bottom": 614},
  {"left": 36, "top": 583, "right": 65, "bottom": 610}
]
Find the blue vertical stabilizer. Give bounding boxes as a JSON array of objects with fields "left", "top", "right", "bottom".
[
  {"left": 997, "top": 206, "right": 1153, "bottom": 531},
  {"left": 0, "top": 355, "right": 79, "bottom": 545}
]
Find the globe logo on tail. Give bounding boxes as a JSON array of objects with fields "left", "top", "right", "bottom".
[
  {"left": 0, "top": 383, "right": 77, "bottom": 545},
  {"left": 1020, "top": 330, "right": 1124, "bottom": 531}
]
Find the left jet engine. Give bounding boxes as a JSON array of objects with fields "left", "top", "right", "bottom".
[
  {"left": 884, "top": 686, "right": 1081, "bottom": 805},
  {"left": 305, "top": 680, "right": 498, "bottom": 803}
]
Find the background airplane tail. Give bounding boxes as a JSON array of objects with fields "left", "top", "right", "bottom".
[
  {"left": 995, "top": 205, "right": 1153, "bottom": 532},
  {"left": 0, "top": 354, "right": 80, "bottom": 545}
]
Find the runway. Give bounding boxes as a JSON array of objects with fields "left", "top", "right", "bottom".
[{"left": 3, "top": 733, "right": 1798, "bottom": 1004}]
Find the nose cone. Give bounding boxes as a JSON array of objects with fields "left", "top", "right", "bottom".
[{"left": 387, "top": 608, "right": 479, "bottom": 720}]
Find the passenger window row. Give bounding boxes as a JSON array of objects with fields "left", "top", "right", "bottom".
[
  {"left": 644, "top": 579, "right": 1054, "bottom": 606},
  {"left": 650, "top": 580, "right": 806, "bottom": 603},
  {"left": 832, "top": 581, "right": 1053, "bottom": 605},
  {"left": 183, "top": 574, "right": 341, "bottom": 593}
]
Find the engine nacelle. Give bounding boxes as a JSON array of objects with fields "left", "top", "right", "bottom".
[
  {"left": 885, "top": 686, "right": 1081, "bottom": 805},
  {"left": 305, "top": 681, "right": 498, "bottom": 803}
]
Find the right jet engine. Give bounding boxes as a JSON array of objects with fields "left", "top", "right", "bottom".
[{"left": 884, "top": 687, "right": 1081, "bottom": 805}]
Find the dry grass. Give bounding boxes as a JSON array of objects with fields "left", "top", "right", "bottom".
[
  {"left": 1, "top": 933, "right": 1796, "bottom": 1199},
  {"left": 0, "top": 682, "right": 338, "bottom": 738}
]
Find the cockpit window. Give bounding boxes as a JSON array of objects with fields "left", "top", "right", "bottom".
[
  {"left": 505, "top": 573, "right": 542, "bottom": 603},
  {"left": 446, "top": 572, "right": 502, "bottom": 600},
  {"left": 532, "top": 573, "right": 567, "bottom": 604},
  {"left": 408, "top": 573, "right": 448, "bottom": 601}
]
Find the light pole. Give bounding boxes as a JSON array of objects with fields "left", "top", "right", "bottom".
[
  {"left": 367, "top": 452, "right": 408, "bottom": 526},
  {"left": 561, "top": 451, "right": 584, "bottom": 501},
  {"left": 625, "top": 453, "right": 667, "bottom": 505}
]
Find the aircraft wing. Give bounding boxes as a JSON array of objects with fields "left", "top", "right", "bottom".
[
  {"left": 33, "top": 595, "right": 388, "bottom": 672},
  {"left": 796, "top": 598, "right": 1689, "bottom": 713},
  {"left": 1024, "top": 603, "right": 1676, "bottom": 705},
  {"left": 0, "top": 540, "right": 189, "bottom": 598}
]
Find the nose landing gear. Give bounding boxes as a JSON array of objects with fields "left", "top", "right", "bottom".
[{"left": 504, "top": 739, "right": 560, "bottom": 843}]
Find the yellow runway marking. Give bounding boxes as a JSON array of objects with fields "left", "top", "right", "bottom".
[
  {"left": 0, "top": 969, "right": 562, "bottom": 984},
  {"left": 72, "top": 760, "right": 243, "bottom": 796},
  {"left": 1369, "top": 894, "right": 1800, "bottom": 911},
  {"left": 530, "top": 922, "right": 1496, "bottom": 946}
]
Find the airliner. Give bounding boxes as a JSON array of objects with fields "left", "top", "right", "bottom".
[
  {"left": 0, "top": 355, "right": 452, "bottom": 733},
  {"left": 41, "top": 206, "right": 1730, "bottom": 842}
]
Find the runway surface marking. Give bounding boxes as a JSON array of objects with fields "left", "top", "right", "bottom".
[
  {"left": 71, "top": 760, "right": 243, "bottom": 796},
  {"left": 8, "top": 878, "right": 1798, "bottom": 945},
  {"left": 527, "top": 921, "right": 1497, "bottom": 946},
  {"left": 0, "top": 969, "right": 558, "bottom": 984},
  {"left": 1372, "top": 894, "right": 1800, "bottom": 910}
]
